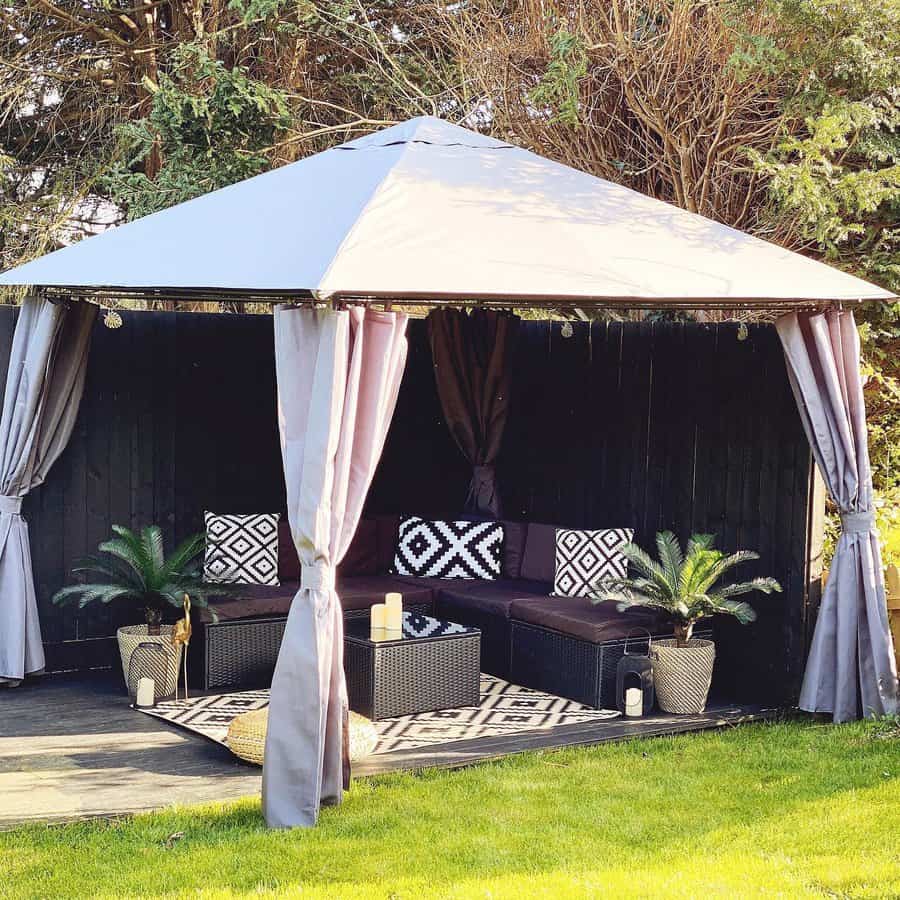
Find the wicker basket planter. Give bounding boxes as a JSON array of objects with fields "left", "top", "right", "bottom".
[
  {"left": 651, "top": 638, "right": 715, "bottom": 714},
  {"left": 117, "top": 625, "right": 182, "bottom": 700}
]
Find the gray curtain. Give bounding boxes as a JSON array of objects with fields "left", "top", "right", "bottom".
[
  {"left": 777, "top": 309, "right": 898, "bottom": 722},
  {"left": 263, "top": 306, "right": 408, "bottom": 828},
  {"left": 0, "top": 295, "right": 96, "bottom": 685}
]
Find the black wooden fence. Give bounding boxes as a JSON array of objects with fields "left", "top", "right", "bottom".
[{"left": 4, "top": 307, "right": 820, "bottom": 703}]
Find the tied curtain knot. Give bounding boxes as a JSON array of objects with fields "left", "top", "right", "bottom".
[
  {"left": 300, "top": 562, "right": 336, "bottom": 593},
  {"left": 0, "top": 496, "right": 23, "bottom": 515},
  {"left": 840, "top": 511, "right": 876, "bottom": 534}
]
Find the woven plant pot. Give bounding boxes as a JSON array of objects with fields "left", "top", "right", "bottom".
[
  {"left": 226, "top": 708, "right": 378, "bottom": 765},
  {"left": 117, "top": 625, "right": 182, "bottom": 700},
  {"left": 651, "top": 638, "right": 715, "bottom": 714}
]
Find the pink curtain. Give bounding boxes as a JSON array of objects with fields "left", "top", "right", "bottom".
[
  {"left": 262, "top": 305, "right": 408, "bottom": 827},
  {"left": 777, "top": 310, "right": 898, "bottom": 722}
]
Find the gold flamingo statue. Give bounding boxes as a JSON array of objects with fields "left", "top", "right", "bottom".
[{"left": 171, "top": 593, "right": 192, "bottom": 702}]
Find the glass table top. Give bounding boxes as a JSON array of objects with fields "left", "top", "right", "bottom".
[{"left": 344, "top": 610, "right": 479, "bottom": 645}]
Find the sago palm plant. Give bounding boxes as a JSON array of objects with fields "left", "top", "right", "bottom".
[
  {"left": 591, "top": 531, "right": 782, "bottom": 645},
  {"left": 52, "top": 525, "right": 216, "bottom": 632}
]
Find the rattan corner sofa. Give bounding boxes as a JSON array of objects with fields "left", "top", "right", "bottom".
[{"left": 190, "top": 516, "right": 697, "bottom": 708}]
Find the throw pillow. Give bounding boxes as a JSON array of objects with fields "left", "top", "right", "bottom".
[
  {"left": 393, "top": 516, "right": 503, "bottom": 579},
  {"left": 204, "top": 512, "right": 280, "bottom": 586},
  {"left": 552, "top": 528, "right": 634, "bottom": 597}
]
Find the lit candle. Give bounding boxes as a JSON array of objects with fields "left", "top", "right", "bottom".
[
  {"left": 385, "top": 592, "right": 403, "bottom": 632},
  {"left": 136, "top": 677, "right": 155, "bottom": 708},
  {"left": 625, "top": 687, "right": 642, "bottom": 717}
]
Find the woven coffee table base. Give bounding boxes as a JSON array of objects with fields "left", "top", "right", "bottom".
[{"left": 226, "top": 707, "right": 378, "bottom": 765}]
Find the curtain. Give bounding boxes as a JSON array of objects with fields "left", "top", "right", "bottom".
[
  {"left": 777, "top": 309, "right": 898, "bottom": 722},
  {"left": 0, "top": 295, "right": 96, "bottom": 685},
  {"left": 263, "top": 305, "right": 408, "bottom": 828},
  {"left": 426, "top": 308, "right": 519, "bottom": 518}
]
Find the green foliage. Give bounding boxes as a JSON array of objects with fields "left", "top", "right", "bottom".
[
  {"left": 734, "top": 0, "right": 900, "bottom": 294},
  {"left": 529, "top": 29, "right": 587, "bottom": 127},
  {"left": 102, "top": 43, "right": 292, "bottom": 220},
  {"left": 591, "top": 531, "right": 782, "bottom": 642},
  {"left": 52, "top": 525, "right": 215, "bottom": 625}
]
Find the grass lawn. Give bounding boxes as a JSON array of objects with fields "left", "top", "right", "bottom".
[{"left": 1, "top": 718, "right": 898, "bottom": 899}]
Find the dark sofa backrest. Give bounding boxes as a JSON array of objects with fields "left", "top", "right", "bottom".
[{"left": 519, "top": 522, "right": 558, "bottom": 585}]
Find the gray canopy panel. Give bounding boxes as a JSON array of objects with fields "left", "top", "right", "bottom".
[{"left": 0, "top": 117, "right": 893, "bottom": 307}]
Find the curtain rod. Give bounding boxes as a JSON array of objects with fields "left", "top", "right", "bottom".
[{"left": 33, "top": 286, "right": 854, "bottom": 314}]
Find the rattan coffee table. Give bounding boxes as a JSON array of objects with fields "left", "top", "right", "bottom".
[{"left": 344, "top": 611, "right": 481, "bottom": 720}]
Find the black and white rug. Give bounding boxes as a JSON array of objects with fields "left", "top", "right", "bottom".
[{"left": 140, "top": 676, "right": 619, "bottom": 755}]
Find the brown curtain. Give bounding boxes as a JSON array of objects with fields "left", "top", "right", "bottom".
[{"left": 427, "top": 308, "right": 519, "bottom": 518}]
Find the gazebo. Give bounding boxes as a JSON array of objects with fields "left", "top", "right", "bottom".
[{"left": 0, "top": 116, "right": 896, "bottom": 829}]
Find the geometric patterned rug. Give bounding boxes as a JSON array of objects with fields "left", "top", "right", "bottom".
[{"left": 139, "top": 675, "right": 619, "bottom": 756}]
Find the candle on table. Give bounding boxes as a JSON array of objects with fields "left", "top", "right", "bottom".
[
  {"left": 385, "top": 592, "right": 403, "bottom": 632},
  {"left": 136, "top": 677, "right": 155, "bottom": 708},
  {"left": 370, "top": 602, "right": 386, "bottom": 639},
  {"left": 625, "top": 686, "right": 642, "bottom": 717}
]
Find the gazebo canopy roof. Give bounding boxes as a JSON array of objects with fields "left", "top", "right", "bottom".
[{"left": 0, "top": 116, "right": 893, "bottom": 309}]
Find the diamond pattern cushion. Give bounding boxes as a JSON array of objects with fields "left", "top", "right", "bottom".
[
  {"left": 552, "top": 528, "right": 633, "bottom": 597},
  {"left": 394, "top": 516, "right": 503, "bottom": 579},
  {"left": 204, "top": 512, "right": 280, "bottom": 585}
]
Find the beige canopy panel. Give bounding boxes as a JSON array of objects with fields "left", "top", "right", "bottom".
[{"left": 0, "top": 117, "right": 893, "bottom": 309}]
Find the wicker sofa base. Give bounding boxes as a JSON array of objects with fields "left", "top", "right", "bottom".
[
  {"left": 509, "top": 621, "right": 713, "bottom": 709},
  {"left": 190, "top": 600, "right": 434, "bottom": 691}
]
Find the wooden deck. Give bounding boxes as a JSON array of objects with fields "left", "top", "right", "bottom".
[{"left": 0, "top": 671, "right": 777, "bottom": 828}]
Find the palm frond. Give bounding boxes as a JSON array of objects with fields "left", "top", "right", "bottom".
[
  {"left": 707, "top": 599, "right": 758, "bottom": 624},
  {"left": 99, "top": 536, "right": 149, "bottom": 587},
  {"left": 655, "top": 531, "right": 683, "bottom": 590},
  {"left": 686, "top": 533, "right": 715, "bottom": 555},
  {"left": 710, "top": 577, "right": 783, "bottom": 600},
  {"left": 142, "top": 526, "right": 166, "bottom": 576},
  {"left": 696, "top": 550, "right": 761, "bottom": 593},
  {"left": 619, "top": 542, "right": 675, "bottom": 596},
  {"left": 162, "top": 533, "right": 205, "bottom": 579},
  {"left": 70, "top": 555, "right": 143, "bottom": 589}
]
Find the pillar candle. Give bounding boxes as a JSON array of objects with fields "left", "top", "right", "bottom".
[
  {"left": 371, "top": 603, "right": 386, "bottom": 629},
  {"left": 625, "top": 687, "right": 642, "bottom": 717},
  {"left": 136, "top": 677, "right": 155, "bottom": 708},
  {"left": 385, "top": 592, "right": 403, "bottom": 632}
]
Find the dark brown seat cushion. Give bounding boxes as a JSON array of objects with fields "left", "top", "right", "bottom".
[
  {"left": 509, "top": 594, "right": 663, "bottom": 643},
  {"left": 199, "top": 575, "right": 432, "bottom": 621},
  {"left": 200, "top": 582, "right": 300, "bottom": 622},
  {"left": 435, "top": 579, "right": 550, "bottom": 618},
  {"left": 337, "top": 574, "right": 433, "bottom": 613}
]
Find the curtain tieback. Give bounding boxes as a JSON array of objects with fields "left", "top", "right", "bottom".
[
  {"left": 840, "top": 511, "right": 876, "bottom": 534},
  {"left": 300, "top": 562, "right": 336, "bottom": 592},
  {"left": 0, "top": 496, "right": 23, "bottom": 515}
]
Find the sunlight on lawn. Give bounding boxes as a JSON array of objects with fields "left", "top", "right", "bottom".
[{"left": 1, "top": 720, "right": 898, "bottom": 899}]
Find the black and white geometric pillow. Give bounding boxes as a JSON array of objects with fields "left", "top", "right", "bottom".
[
  {"left": 394, "top": 516, "right": 503, "bottom": 580},
  {"left": 203, "top": 512, "right": 280, "bottom": 586},
  {"left": 552, "top": 528, "right": 634, "bottom": 598}
]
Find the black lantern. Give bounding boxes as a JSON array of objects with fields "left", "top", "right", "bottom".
[{"left": 616, "top": 630, "right": 655, "bottom": 715}]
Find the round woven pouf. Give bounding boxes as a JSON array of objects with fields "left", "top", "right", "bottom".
[
  {"left": 226, "top": 708, "right": 378, "bottom": 765},
  {"left": 651, "top": 638, "right": 715, "bottom": 714}
]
